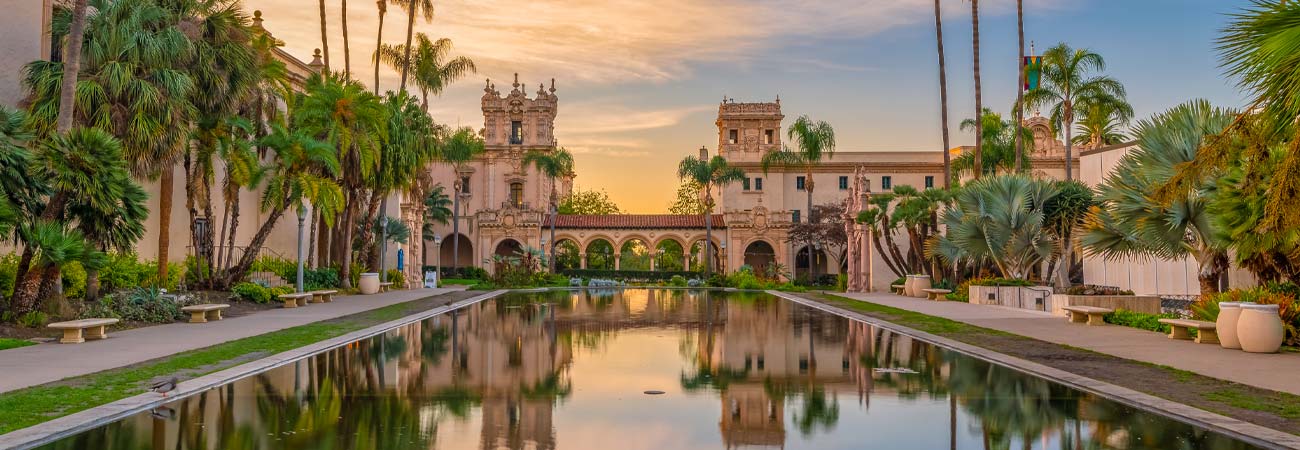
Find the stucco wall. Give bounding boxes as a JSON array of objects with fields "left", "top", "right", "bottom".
[{"left": 0, "top": 0, "right": 50, "bottom": 109}]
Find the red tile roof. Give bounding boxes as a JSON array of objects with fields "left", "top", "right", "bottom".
[{"left": 543, "top": 214, "right": 726, "bottom": 229}]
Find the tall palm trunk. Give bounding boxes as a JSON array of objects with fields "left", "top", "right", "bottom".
[
  {"left": 704, "top": 196, "right": 713, "bottom": 277},
  {"left": 934, "top": 0, "right": 951, "bottom": 188},
  {"left": 339, "top": 190, "right": 358, "bottom": 289},
  {"left": 1064, "top": 100, "right": 1074, "bottom": 180},
  {"left": 398, "top": 0, "right": 416, "bottom": 91},
  {"left": 158, "top": 168, "right": 174, "bottom": 284},
  {"left": 971, "top": 0, "right": 983, "bottom": 179},
  {"left": 451, "top": 185, "right": 461, "bottom": 271},
  {"left": 56, "top": 0, "right": 89, "bottom": 132},
  {"left": 806, "top": 168, "right": 816, "bottom": 280},
  {"left": 341, "top": 0, "right": 351, "bottom": 75},
  {"left": 318, "top": 0, "right": 331, "bottom": 71},
  {"left": 548, "top": 185, "right": 557, "bottom": 272},
  {"left": 373, "top": 0, "right": 386, "bottom": 94},
  {"left": 1014, "top": 0, "right": 1025, "bottom": 173}
]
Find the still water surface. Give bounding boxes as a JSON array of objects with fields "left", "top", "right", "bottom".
[{"left": 39, "top": 289, "right": 1260, "bottom": 449}]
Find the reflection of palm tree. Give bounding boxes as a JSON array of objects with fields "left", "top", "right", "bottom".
[{"left": 792, "top": 388, "right": 840, "bottom": 437}]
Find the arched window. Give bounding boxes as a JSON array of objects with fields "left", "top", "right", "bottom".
[{"left": 509, "top": 182, "right": 524, "bottom": 208}]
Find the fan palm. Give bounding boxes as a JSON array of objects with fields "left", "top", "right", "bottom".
[
  {"left": 1072, "top": 100, "right": 1132, "bottom": 150},
  {"left": 421, "top": 183, "right": 452, "bottom": 268},
  {"left": 761, "top": 115, "right": 835, "bottom": 277},
  {"left": 441, "top": 127, "right": 484, "bottom": 271},
  {"left": 1022, "top": 43, "right": 1128, "bottom": 180},
  {"left": 1081, "top": 100, "right": 1234, "bottom": 294},
  {"left": 366, "top": 91, "right": 438, "bottom": 272},
  {"left": 68, "top": 179, "right": 148, "bottom": 300},
  {"left": 678, "top": 154, "right": 746, "bottom": 276},
  {"left": 523, "top": 148, "right": 574, "bottom": 272},
  {"left": 953, "top": 109, "right": 1034, "bottom": 178},
  {"left": 375, "top": 33, "right": 476, "bottom": 111},
  {"left": 929, "top": 174, "right": 1058, "bottom": 280},
  {"left": 394, "top": 0, "right": 435, "bottom": 92},
  {"left": 24, "top": 0, "right": 196, "bottom": 284}
]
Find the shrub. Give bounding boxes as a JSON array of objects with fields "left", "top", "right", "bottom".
[
  {"left": 0, "top": 253, "right": 20, "bottom": 297},
  {"left": 16, "top": 311, "right": 48, "bottom": 328},
  {"left": 61, "top": 262, "right": 87, "bottom": 299},
  {"left": 249, "top": 255, "right": 298, "bottom": 280},
  {"left": 558, "top": 269, "right": 698, "bottom": 282},
  {"left": 232, "top": 282, "right": 272, "bottom": 304},
  {"left": 182, "top": 256, "right": 212, "bottom": 287},
  {"left": 114, "top": 288, "right": 185, "bottom": 323},
  {"left": 428, "top": 266, "right": 488, "bottom": 281},
  {"left": 1104, "top": 309, "right": 1181, "bottom": 334},
  {"left": 386, "top": 269, "right": 407, "bottom": 288},
  {"left": 668, "top": 275, "right": 688, "bottom": 287},
  {"left": 303, "top": 267, "right": 340, "bottom": 291},
  {"left": 99, "top": 253, "right": 149, "bottom": 292},
  {"left": 969, "top": 277, "right": 1034, "bottom": 287},
  {"left": 1065, "top": 284, "right": 1134, "bottom": 296},
  {"left": 141, "top": 259, "right": 184, "bottom": 291}
]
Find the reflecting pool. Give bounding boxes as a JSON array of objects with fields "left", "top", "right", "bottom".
[{"left": 37, "top": 289, "right": 1261, "bottom": 449}]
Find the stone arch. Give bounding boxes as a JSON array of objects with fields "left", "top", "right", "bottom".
[
  {"left": 795, "top": 245, "right": 828, "bottom": 280},
  {"left": 580, "top": 233, "right": 617, "bottom": 252},
  {"left": 619, "top": 238, "right": 651, "bottom": 271},
  {"left": 440, "top": 233, "right": 474, "bottom": 270},
  {"left": 688, "top": 238, "right": 723, "bottom": 273},
  {"left": 585, "top": 238, "right": 615, "bottom": 270},
  {"left": 743, "top": 240, "right": 777, "bottom": 275},
  {"left": 554, "top": 238, "right": 581, "bottom": 270},
  {"left": 654, "top": 238, "right": 686, "bottom": 272},
  {"left": 495, "top": 238, "right": 523, "bottom": 257},
  {"left": 615, "top": 233, "right": 653, "bottom": 253}
]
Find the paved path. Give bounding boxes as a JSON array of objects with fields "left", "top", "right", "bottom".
[
  {"left": 0, "top": 287, "right": 464, "bottom": 394},
  {"left": 839, "top": 291, "right": 1300, "bottom": 396}
]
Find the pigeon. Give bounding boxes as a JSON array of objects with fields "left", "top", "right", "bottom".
[
  {"left": 150, "top": 377, "right": 178, "bottom": 397},
  {"left": 150, "top": 406, "right": 176, "bottom": 420}
]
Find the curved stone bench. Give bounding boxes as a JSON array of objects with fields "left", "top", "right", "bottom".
[
  {"left": 922, "top": 288, "right": 952, "bottom": 301},
  {"left": 181, "top": 304, "right": 229, "bottom": 323},
  {"left": 890, "top": 284, "right": 905, "bottom": 295},
  {"left": 1062, "top": 305, "right": 1112, "bottom": 326},
  {"left": 49, "top": 318, "right": 119, "bottom": 344},
  {"left": 310, "top": 290, "right": 338, "bottom": 303},
  {"left": 1158, "top": 318, "right": 1219, "bottom": 344},
  {"left": 277, "top": 292, "right": 312, "bottom": 308}
]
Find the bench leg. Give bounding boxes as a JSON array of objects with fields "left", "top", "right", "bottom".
[
  {"left": 1195, "top": 328, "right": 1219, "bottom": 345},
  {"left": 85, "top": 325, "right": 108, "bottom": 340},
  {"left": 1086, "top": 313, "right": 1106, "bottom": 326},
  {"left": 206, "top": 310, "right": 222, "bottom": 321},
  {"left": 1167, "top": 326, "right": 1191, "bottom": 340},
  {"left": 323, "top": 294, "right": 332, "bottom": 303},
  {"left": 1068, "top": 312, "right": 1087, "bottom": 324},
  {"left": 283, "top": 300, "right": 298, "bottom": 309},
  {"left": 189, "top": 311, "right": 208, "bottom": 324},
  {"left": 60, "top": 328, "right": 84, "bottom": 344}
]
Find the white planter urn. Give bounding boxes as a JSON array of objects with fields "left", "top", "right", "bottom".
[
  {"left": 1237, "top": 304, "right": 1284, "bottom": 354},
  {"left": 359, "top": 272, "right": 381, "bottom": 295},
  {"left": 1216, "top": 302, "right": 1243, "bottom": 350},
  {"left": 912, "top": 275, "right": 932, "bottom": 298},
  {"left": 904, "top": 275, "right": 917, "bottom": 297}
]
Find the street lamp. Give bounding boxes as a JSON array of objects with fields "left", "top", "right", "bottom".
[{"left": 431, "top": 234, "right": 443, "bottom": 288}]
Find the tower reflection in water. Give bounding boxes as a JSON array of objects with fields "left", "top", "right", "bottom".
[{"left": 39, "top": 289, "right": 1257, "bottom": 450}]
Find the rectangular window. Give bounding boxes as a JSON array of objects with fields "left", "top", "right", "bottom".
[
  {"left": 459, "top": 176, "right": 471, "bottom": 194},
  {"left": 754, "top": 177, "right": 763, "bottom": 191},
  {"left": 792, "top": 209, "right": 800, "bottom": 223},
  {"left": 742, "top": 178, "right": 751, "bottom": 190},
  {"left": 882, "top": 176, "right": 893, "bottom": 190},
  {"left": 509, "top": 182, "right": 524, "bottom": 207},
  {"left": 728, "top": 129, "right": 738, "bottom": 144},
  {"left": 510, "top": 121, "right": 523, "bottom": 145},
  {"left": 839, "top": 176, "right": 849, "bottom": 190},
  {"left": 925, "top": 175, "right": 934, "bottom": 189},
  {"left": 764, "top": 129, "right": 774, "bottom": 145},
  {"left": 796, "top": 176, "right": 806, "bottom": 190}
]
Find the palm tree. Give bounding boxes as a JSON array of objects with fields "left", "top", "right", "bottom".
[
  {"left": 340, "top": 0, "right": 351, "bottom": 75},
  {"left": 761, "top": 115, "right": 836, "bottom": 278},
  {"left": 373, "top": 0, "right": 389, "bottom": 94},
  {"left": 318, "top": 0, "right": 330, "bottom": 71},
  {"left": 677, "top": 154, "right": 746, "bottom": 277},
  {"left": 971, "top": 0, "right": 983, "bottom": 180},
  {"left": 953, "top": 109, "right": 1034, "bottom": 177},
  {"left": 294, "top": 72, "right": 387, "bottom": 288},
  {"left": 523, "top": 148, "right": 575, "bottom": 272},
  {"left": 55, "top": 0, "right": 90, "bottom": 132},
  {"left": 933, "top": 0, "right": 952, "bottom": 187},
  {"left": 421, "top": 183, "right": 451, "bottom": 268},
  {"left": 930, "top": 174, "right": 1058, "bottom": 280},
  {"left": 1072, "top": 101, "right": 1133, "bottom": 149},
  {"left": 395, "top": 0, "right": 435, "bottom": 92},
  {"left": 1014, "top": 0, "right": 1025, "bottom": 173},
  {"left": 441, "top": 127, "right": 484, "bottom": 272},
  {"left": 1023, "top": 43, "right": 1128, "bottom": 181},
  {"left": 366, "top": 91, "right": 438, "bottom": 272},
  {"left": 1082, "top": 100, "right": 1233, "bottom": 294},
  {"left": 376, "top": 33, "right": 476, "bottom": 111},
  {"left": 24, "top": 0, "right": 196, "bottom": 285},
  {"left": 69, "top": 179, "right": 148, "bottom": 300}
]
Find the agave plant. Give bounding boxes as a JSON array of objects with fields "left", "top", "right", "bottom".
[{"left": 929, "top": 174, "right": 1058, "bottom": 280}]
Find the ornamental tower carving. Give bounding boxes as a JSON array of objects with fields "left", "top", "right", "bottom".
[{"left": 715, "top": 97, "right": 784, "bottom": 162}]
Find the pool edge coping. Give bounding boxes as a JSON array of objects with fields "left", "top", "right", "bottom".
[
  {"left": 772, "top": 290, "right": 1300, "bottom": 450},
  {"left": 0, "top": 289, "right": 509, "bottom": 450}
]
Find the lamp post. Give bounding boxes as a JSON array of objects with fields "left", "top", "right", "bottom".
[
  {"left": 296, "top": 204, "right": 306, "bottom": 293},
  {"left": 431, "top": 234, "right": 443, "bottom": 288}
]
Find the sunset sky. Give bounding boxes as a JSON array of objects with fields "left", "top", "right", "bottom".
[{"left": 248, "top": 0, "right": 1247, "bottom": 212}]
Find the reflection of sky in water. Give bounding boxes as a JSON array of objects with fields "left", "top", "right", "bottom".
[{"left": 37, "top": 289, "right": 1261, "bottom": 450}]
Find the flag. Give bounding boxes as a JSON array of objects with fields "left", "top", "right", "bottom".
[{"left": 1023, "top": 56, "right": 1042, "bottom": 91}]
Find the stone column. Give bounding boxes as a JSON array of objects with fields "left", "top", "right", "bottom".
[
  {"left": 683, "top": 253, "right": 690, "bottom": 272},
  {"left": 614, "top": 254, "right": 621, "bottom": 271},
  {"left": 649, "top": 251, "right": 657, "bottom": 271},
  {"left": 579, "top": 253, "right": 587, "bottom": 269}
]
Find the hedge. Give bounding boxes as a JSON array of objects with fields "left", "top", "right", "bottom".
[{"left": 559, "top": 269, "right": 699, "bottom": 281}]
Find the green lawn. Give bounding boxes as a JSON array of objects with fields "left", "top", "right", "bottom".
[
  {"left": 439, "top": 278, "right": 480, "bottom": 285},
  {"left": 0, "top": 338, "right": 34, "bottom": 351},
  {"left": 0, "top": 298, "right": 437, "bottom": 434}
]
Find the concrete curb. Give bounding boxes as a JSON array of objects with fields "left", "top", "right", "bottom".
[
  {"left": 0, "top": 289, "right": 508, "bottom": 450},
  {"left": 769, "top": 291, "right": 1300, "bottom": 450}
]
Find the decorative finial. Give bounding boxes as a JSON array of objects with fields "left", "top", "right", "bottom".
[
  {"left": 538, "top": 83, "right": 545, "bottom": 96},
  {"left": 550, "top": 78, "right": 556, "bottom": 93},
  {"left": 308, "top": 49, "right": 324, "bottom": 72},
  {"left": 252, "top": 10, "right": 265, "bottom": 30},
  {"left": 512, "top": 73, "right": 519, "bottom": 89},
  {"left": 775, "top": 94, "right": 780, "bottom": 105}
]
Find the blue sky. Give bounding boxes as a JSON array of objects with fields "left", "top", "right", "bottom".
[{"left": 252, "top": 0, "right": 1252, "bottom": 212}]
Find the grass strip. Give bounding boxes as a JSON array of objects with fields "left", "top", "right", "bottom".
[
  {"left": 813, "top": 292, "right": 1009, "bottom": 336},
  {"left": 0, "top": 297, "right": 440, "bottom": 434},
  {"left": 0, "top": 338, "right": 35, "bottom": 351}
]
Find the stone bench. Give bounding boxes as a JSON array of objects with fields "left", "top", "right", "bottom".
[
  {"left": 1158, "top": 318, "right": 1219, "bottom": 344},
  {"left": 277, "top": 292, "right": 312, "bottom": 308},
  {"left": 48, "top": 318, "right": 120, "bottom": 344},
  {"left": 890, "top": 284, "right": 905, "bottom": 295},
  {"left": 379, "top": 282, "right": 394, "bottom": 293},
  {"left": 180, "top": 304, "right": 229, "bottom": 323},
  {"left": 922, "top": 288, "right": 952, "bottom": 301},
  {"left": 310, "top": 290, "right": 338, "bottom": 303},
  {"left": 1062, "top": 305, "right": 1113, "bottom": 326}
]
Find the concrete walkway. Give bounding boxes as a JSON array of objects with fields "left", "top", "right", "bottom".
[
  {"left": 0, "top": 287, "right": 464, "bottom": 394},
  {"left": 839, "top": 291, "right": 1300, "bottom": 396}
]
